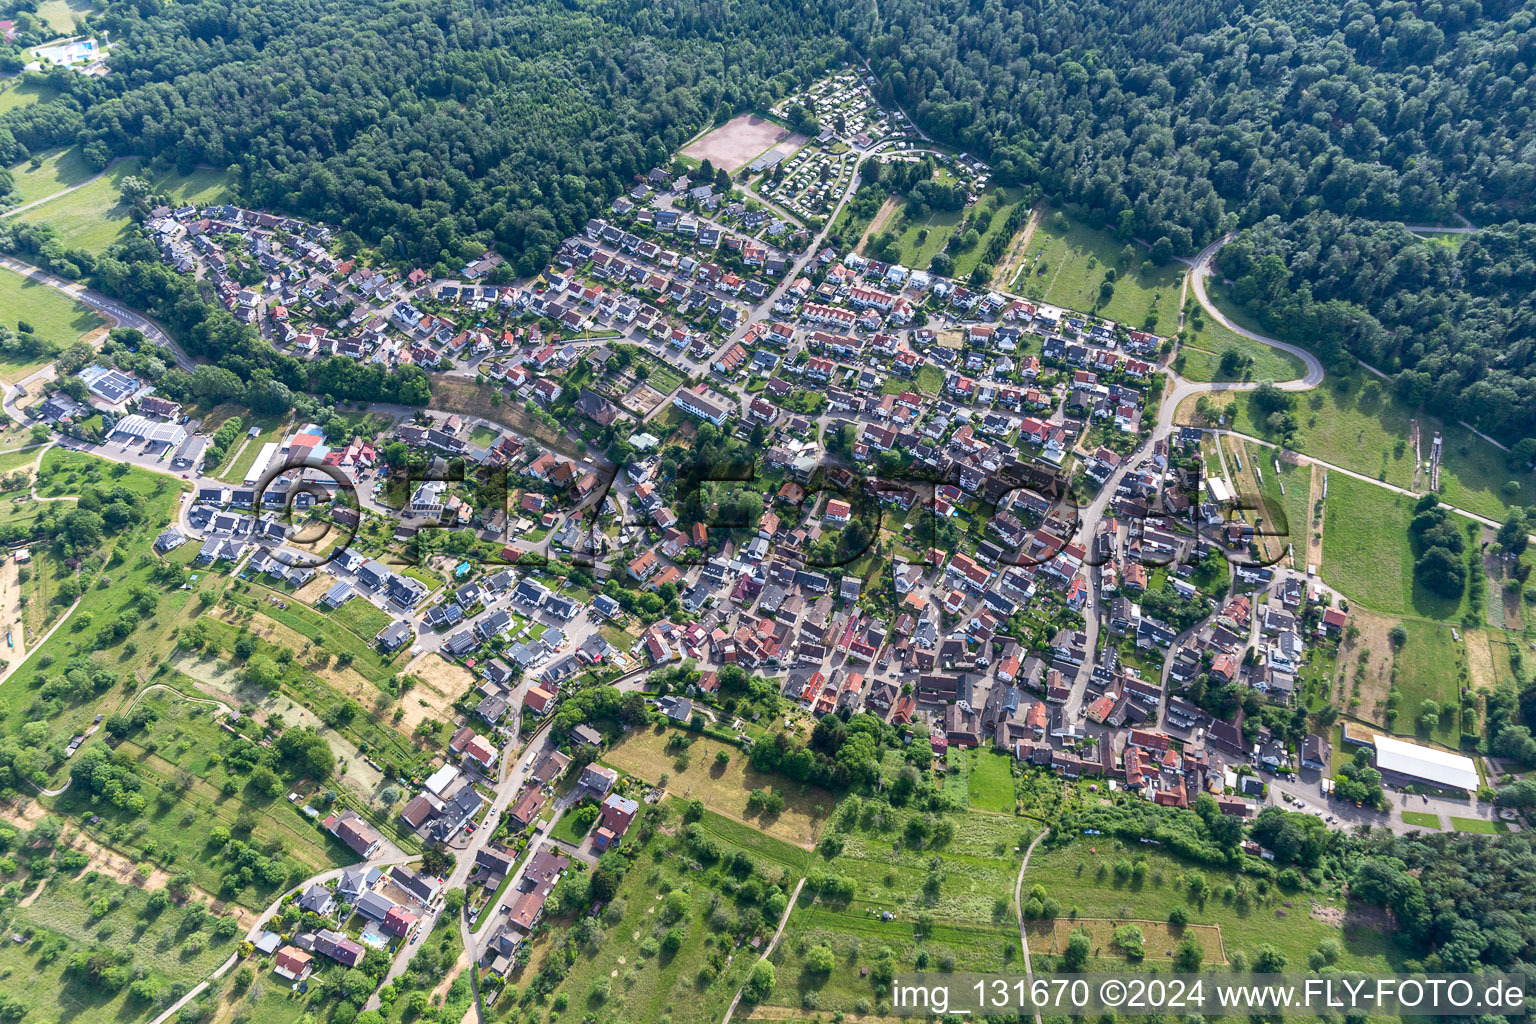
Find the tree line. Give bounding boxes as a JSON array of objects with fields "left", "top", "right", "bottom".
[{"left": 1216, "top": 213, "right": 1536, "bottom": 446}]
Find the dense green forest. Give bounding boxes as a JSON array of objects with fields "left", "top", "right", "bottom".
[
  {"left": 848, "top": 0, "right": 1536, "bottom": 251},
  {"left": 47, "top": 0, "right": 846, "bottom": 272},
  {"left": 1215, "top": 214, "right": 1536, "bottom": 444}
]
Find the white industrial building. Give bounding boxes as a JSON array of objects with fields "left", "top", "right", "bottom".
[
  {"left": 109, "top": 414, "right": 187, "bottom": 449},
  {"left": 1373, "top": 734, "right": 1479, "bottom": 793}
]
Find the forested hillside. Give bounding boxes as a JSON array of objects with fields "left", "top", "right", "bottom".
[
  {"left": 847, "top": 0, "right": 1536, "bottom": 251},
  {"left": 1215, "top": 215, "right": 1536, "bottom": 444},
  {"left": 61, "top": 0, "right": 844, "bottom": 271}
]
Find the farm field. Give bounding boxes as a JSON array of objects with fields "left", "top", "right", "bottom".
[
  {"left": 1013, "top": 208, "right": 1182, "bottom": 336},
  {"left": 1321, "top": 473, "right": 1463, "bottom": 620},
  {"left": 0, "top": 265, "right": 104, "bottom": 380},
  {"left": 602, "top": 724, "right": 831, "bottom": 848},
  {"left": 17, "top": 159, "right": 232, "bottom": 253}
]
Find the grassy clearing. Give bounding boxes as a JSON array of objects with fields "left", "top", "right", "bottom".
[
  {"left": 1401, "top": 810, "right": 1442, "bottom": 828},
  {"left": 34, "top": 0, "right": 93, "bottom": 34},
  {"left": 966, "top": 748, "right": 1016, "bottom": 813},
  {"left": 0, "top": 79, "right": 59, "bottom": 114},
  {"left": 0, "top": 264, "right": 104, "bottom": 378},
  {"left": 1013, "top": 208, "right": 1182, "bottom": 335},
  {"left": 319, "top": 592, "right": 392, "bottom": 639},
  {"left": 18, "top": 159, "right": 231, "bottom": 253},
  {"left": 4, "top": 145, "right": 97, "bottom": 206},
  {"left": 1021, "top": 840, "right": 1400, "bottom": 974},
  {"left": 950, "top": 187, "right": 1029, "bottom": 280},
  {"left": 1389, "top": 619, "right": 1465, "bottom": 742},
  {"left": 889, "top": 204, "right": 962, "bottom": 271},
  {"left": 603, "top": 725, "right": 830, "bottom": 848},
  {"left": 1178, "top": 313, "right": 1305, "bottom": 384},
  {"left": 1321, "top": 473, "right": 1462, "bottom": 620}
]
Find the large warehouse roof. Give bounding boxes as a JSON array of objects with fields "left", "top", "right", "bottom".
[{"left": 1374, "top": 735, "right": 1479, "bottom": 792}]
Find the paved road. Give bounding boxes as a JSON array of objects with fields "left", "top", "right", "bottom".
[
  {"left": 1184, "top": 234, "right": 1324, "bottom": 391},
  {"left": 0, "top": 253, "right": 196, "bottom": 370}
]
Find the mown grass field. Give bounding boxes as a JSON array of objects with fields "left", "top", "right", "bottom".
[
  {"left": 1013, "top": 208, "right": 1182, "bottom": 335},
  {"left": 18, "top": 159, "right": 231, "bottom": 253},
  {"left": 1321, "top": 473, "right": 1463, "bottom": 620},
  {"left": 0, "top": 79, "right": 59, "bottom": 114},
  {"left": 0, "top": 265, "right": 104, "bottom": 379},
  {"left": 1177, "top": 312, "right": 1305, "bottom": 384},
  {"left": 1021, "top": 840, "right": 1401, "bottom": 974},
  {"left": 1451, "top": 816, "right": 1502, "bottom": 833},
  {"left": 4, "top": 145, "right": 96, "bottom": 206},
  {"left": 966, "top": 748, "right": 1017, "bottom": 813},
  {"left": 1401, "top": 810, "right": 1441, "bottom": 828}
]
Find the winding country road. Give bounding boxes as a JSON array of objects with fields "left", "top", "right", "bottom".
[
  {"left": 0, "top": 253, "right": 196, "bottom": 371},
  {"left": 1184, "top": 233, "right": 1324, "bottom": 392}
]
